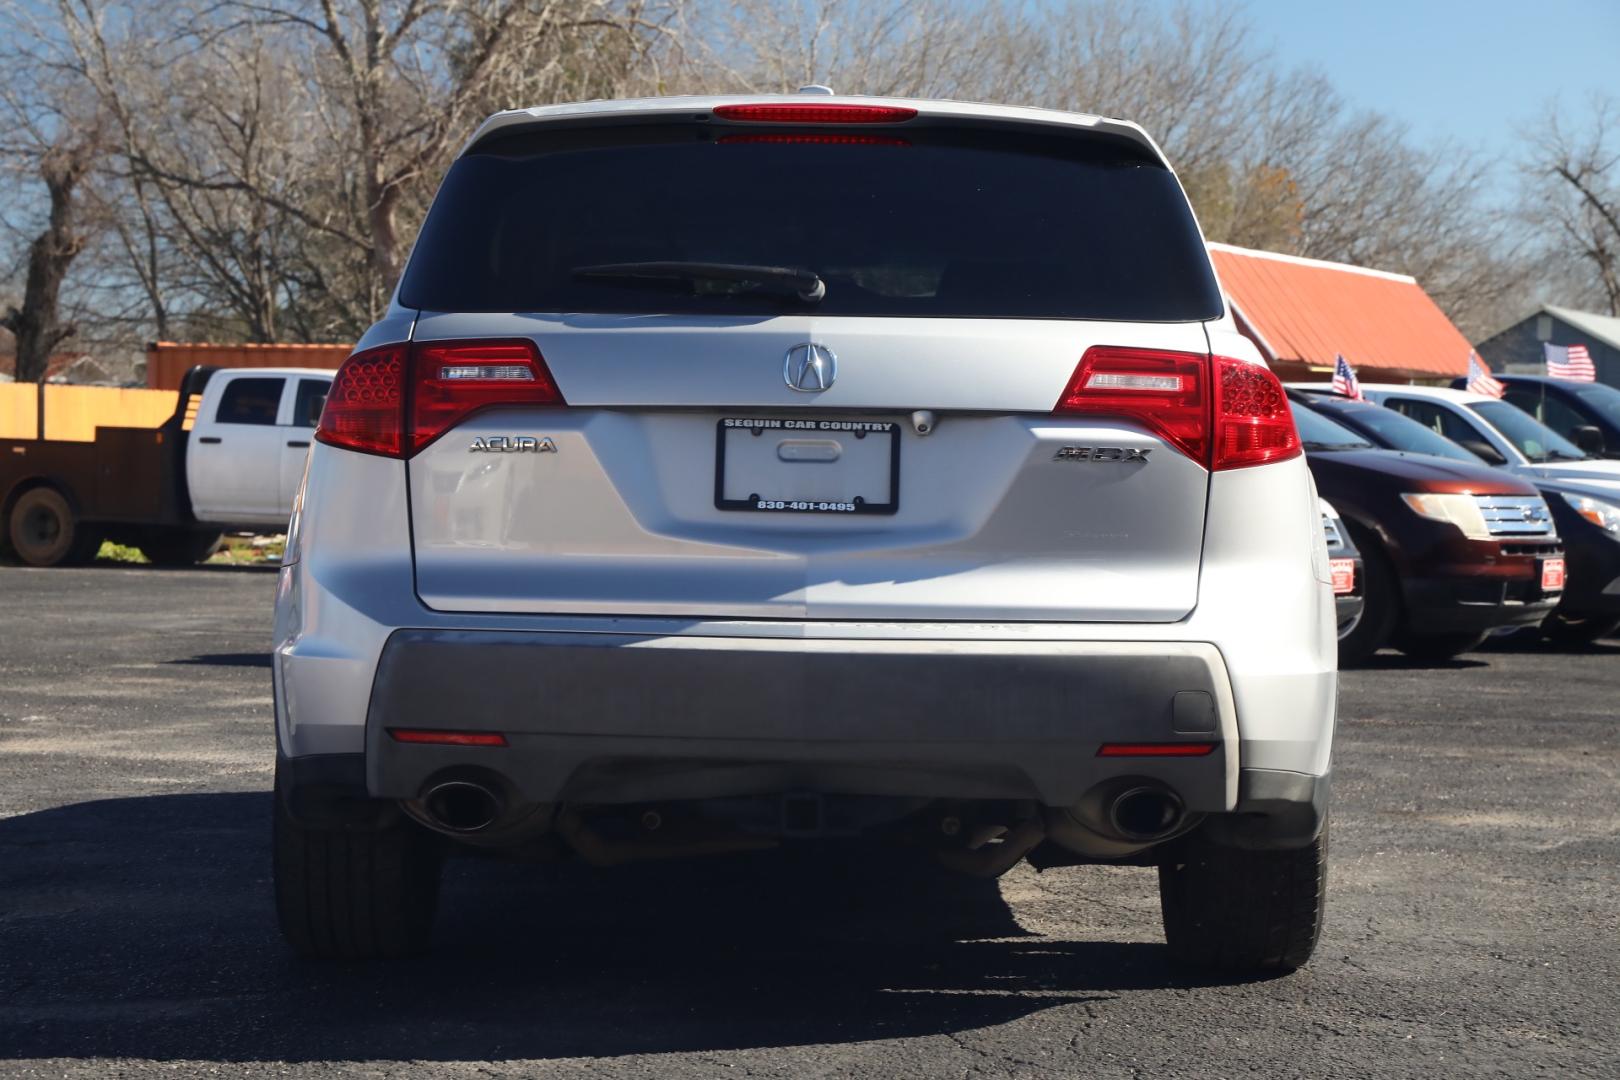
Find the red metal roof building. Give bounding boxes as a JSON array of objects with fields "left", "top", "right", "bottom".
[{"left": 1208, "top": 243, "right": 1472, "bottom": 383}]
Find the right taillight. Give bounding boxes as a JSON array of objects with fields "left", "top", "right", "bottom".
[
  {"left": 1054, "top": 346, "right": 1209, "bottom": 465},
  {"left": 1053, "top": 347, "right": 1299, "bottom": 471},
  {"left": 1211, "top": 355, "right": 1300, "bottom": 469},
  {"left": 316, "top": 338, "right": 564, "bottom": 459}
]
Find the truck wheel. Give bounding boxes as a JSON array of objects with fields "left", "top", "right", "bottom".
[
  {"left": 7, "top": 487, "right": 101, "bottom": 567},
  {"left": 1396, "top": 631, "right": 1488, "bottom": 661},
  {"left": 1542, "top": 612, "right": 1620, "bottom": 645},
  {"left": 139, "top": 530, "right": 224, "bottom": 566},
  {"left": 1337, "top": 525, "right": 1397, "bottom": 667},
  {"left": 1158, "top": 821, "right": 1327, "bottom": 973},
  {"left": 273, "top": 767, "right": 442, "bottom": 960}
]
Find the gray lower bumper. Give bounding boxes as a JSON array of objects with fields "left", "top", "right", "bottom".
[{"left": 363, "top": 629, "right": 1243, "bottom": 810}]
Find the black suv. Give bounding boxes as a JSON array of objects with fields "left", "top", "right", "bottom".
[{"left": 1450, "top": 375, "right": 1620, "bottom": 459}]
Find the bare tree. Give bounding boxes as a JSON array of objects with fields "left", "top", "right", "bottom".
[
  {"left": 1522, "top": 97, "right": 1620, "bottom": 315},
  {"left": 0, "top": 0, "right": 1534, "bottom": 350},
  {"left": 210, "top": 0, "right": 683, "bottom": 325},
  {"left": 0, "top": 3, "right": 108, "bottom": 382},
  {"left": 1, "top": 135, "right": 100, "bottom": 382}
]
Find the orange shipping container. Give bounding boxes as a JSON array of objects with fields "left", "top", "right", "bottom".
[{"left": 145, "top": 342, "right": 352, "bottom": 391}]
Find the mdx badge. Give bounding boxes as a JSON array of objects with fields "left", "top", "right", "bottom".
[
  {"left": 470, "top": 436, "right": 556, "bottom": 453},
  {"left": 784, "top": 342, "right": 837, "bottom": 392},
  {"left": 1054, "top": 446, "right": 1150, "bottom": 462}
]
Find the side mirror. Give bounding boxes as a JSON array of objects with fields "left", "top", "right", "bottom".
[
  {"left": 1458, "top": 438, "right": 1507, "bottom": 465},
  {"left": 1571, "top": 425, "right": 1605, "bottom": 455}
]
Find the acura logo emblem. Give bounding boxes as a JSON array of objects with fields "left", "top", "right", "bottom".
[{"left": 784, "top": 342, "right": 837, "bottom": 392}]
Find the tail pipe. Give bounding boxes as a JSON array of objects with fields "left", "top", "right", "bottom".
[
  {"left": 1045, "top": 780, "right": 1192, "bottom": 858},
  {"left": 1108, "top": 786, "right": 1185, "bottom": 841},
  {"left": 421, "top": 779, "right": 501, "bottom": 833}
]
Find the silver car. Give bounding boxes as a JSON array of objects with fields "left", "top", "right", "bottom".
[{"left": 272, "top": 93, "right": 1337, "bottom": 970}]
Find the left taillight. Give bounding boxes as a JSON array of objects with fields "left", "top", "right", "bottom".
[
  {"left": 314, "top": 343, "right": 407, "bottom": 457},
  {"left": 315, "top": 338, "right": 564, "bottom": 458}
]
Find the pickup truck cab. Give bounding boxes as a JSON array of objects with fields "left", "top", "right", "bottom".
[
  {"left": 186, "top": 368, "right": 332, "bottom": 526},
  {"left": 1, "top": 366, "right": 332, "bottom": 566}
]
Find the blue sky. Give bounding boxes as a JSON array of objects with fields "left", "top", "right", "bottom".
[{"left": 1157, "top": 0, "right": 1620, "bottom": 197}]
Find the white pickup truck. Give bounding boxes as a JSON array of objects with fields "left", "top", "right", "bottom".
[{"left": 1, "top": 366, "right": 333, "bottom": 566}]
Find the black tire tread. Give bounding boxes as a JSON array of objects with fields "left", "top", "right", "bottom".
[
  {"left": 273, "top": 783, "right": 440, "bottom": 960},
  {"left": 1158, "top": 822, "right": 1327, "bottom": 972}
]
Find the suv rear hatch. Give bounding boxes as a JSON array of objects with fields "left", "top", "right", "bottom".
[{"left": 392, "top": 103, "right": 1232, "bottom": 621}]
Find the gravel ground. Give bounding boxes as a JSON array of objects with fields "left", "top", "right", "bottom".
[{"left": 0, "top": 565, "right": 1616, "bottom": 1078}]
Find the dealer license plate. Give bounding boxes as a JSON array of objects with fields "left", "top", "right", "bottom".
[
  {"left": 1329, "top": 558, "right": 1356, "bottom": 595},
  {"left": 1542, "top": 557, "right": 1565, "bottom": 592},
  {"left": 715, "top": 418, "right": 900, "bottom": 514}
]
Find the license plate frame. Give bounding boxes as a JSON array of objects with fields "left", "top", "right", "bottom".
[{"left": 714, "top": 417, "right": 901, "bottom": 515}]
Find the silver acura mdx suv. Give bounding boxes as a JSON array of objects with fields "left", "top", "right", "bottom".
[{"left": 273, "top": 94, "right": 1336, "bottom": 970}]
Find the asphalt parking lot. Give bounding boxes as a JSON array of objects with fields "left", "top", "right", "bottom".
[{"left": 1, "top": 566, "right": 1616, "bottom": 1078}]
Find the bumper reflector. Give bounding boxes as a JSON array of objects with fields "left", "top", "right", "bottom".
[
  {"left": 388, "top": 728, "right": 508, "bottom": 747},
  {"left": 1097, "top": 742, "right": 1216, "bottom": 757}
]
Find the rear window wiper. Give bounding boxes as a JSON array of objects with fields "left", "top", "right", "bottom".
[
  {"left": 572, "top": 261, "right": 826, "bottom": 302},
  {"left": 1302, "top": 441, "right": 1369, "bottom": 452}
]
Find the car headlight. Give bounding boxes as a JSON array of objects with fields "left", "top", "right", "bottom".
[
  {"left": 1560, "top": 492, "right": 1620, "bottom": 538},
  {"left": 1400, "top": 493, "right": 1492, "bottom": 540}
]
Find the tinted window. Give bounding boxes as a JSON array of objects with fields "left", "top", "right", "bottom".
[
  {"left": 215, "top": 377, "right": 284, "bottom": 426},
  {"left": 292, "top": 378, "right": 329, "bottom": 428},
  {"left": 1314, "top": 399, "right": 1480, "bottom": 463},
  {"left": 401, "top": 124, "right": 1223, "bottom": 321},
  {"left": 1471, "top": 400, "right": 1586, "bottom": 462},
  {"left": 1504, "top": 384, "right": 1589, "bottom": 438},
  {"left": 1572, "top": 382, "right": 1620, "bottom": 427},
  {"left": 1290, "top": 403, "right": 1373, "bottom": 449},
  {"left": 1383, "top": 398, "right": 1494, "bottom": 447}
]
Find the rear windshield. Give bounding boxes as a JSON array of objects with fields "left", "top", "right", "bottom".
[{"left": 399, "top": 123, "right": 1223, "bottom": 321}]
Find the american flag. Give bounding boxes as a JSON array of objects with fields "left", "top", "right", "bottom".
[
  {"left": 1330, "top": 355, "right": 1362, "bottom": 399},
  {"left": 1467, "top": 351, "right": 1504, "bottom": 398},
  {"left": 1545, "top": 342, "right": 1597, "bottom": 382}
]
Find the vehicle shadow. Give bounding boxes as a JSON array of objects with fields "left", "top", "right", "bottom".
[
  {"left": 165, "top": 652, "right": 274, "bottom": 668},
  {"left": 0, "top": 792, "right": 1244, "bottom": 1064},
  {"left": 86, "top": 559, "right": 280, "bottom": 574},
  {"left": 1478, "top": 635, "right": 1620, "bottom": 657},
  {"left": 1352, "top": 651, "right": 1489, "bottom": 671}
]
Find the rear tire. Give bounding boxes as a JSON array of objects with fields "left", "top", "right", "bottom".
[
  {"left": 7, "top": 487, "right": 101, "bottom": 567},
  {"left": 273, "top": 765, "right": 442, "bottom": 960},
  {"left": 1542, "top": 612, "right": 1620, "bottom": 645},
  {"left": 1396, "top": 630, "right": 1488, "bottom": 660},
  {"left": 1159, "top": 821, "right": 1328, "bottom": 973},
  {"left": 138, "top": 529, "right": 224, "bottom": 566},
  {"left": 1337, "top": 525, "right": 1397, "bottom": 667}
]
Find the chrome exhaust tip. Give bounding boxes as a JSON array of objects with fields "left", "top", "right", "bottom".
[
  {"left": 422, "top": 780, "right": 501, "bottom": 833},
  {"left": 1108, "top": 786, "right": 1184, "bottom": 841}
]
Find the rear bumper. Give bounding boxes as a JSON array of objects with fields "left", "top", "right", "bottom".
[{"left": 360, "top": 629, "right": 1243, "bottom": 812}]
